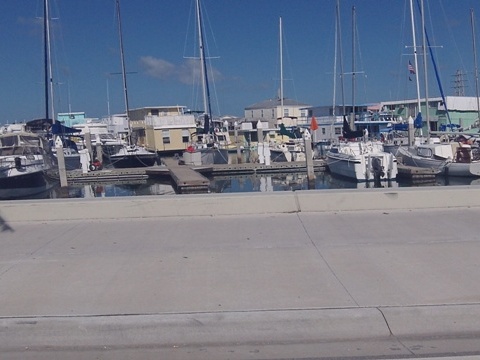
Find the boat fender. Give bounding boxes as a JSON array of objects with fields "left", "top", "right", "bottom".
[{"left": 14, "top": 157, "right": 22, "bottom": 170}]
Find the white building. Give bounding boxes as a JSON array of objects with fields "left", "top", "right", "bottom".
[{"left": 244, "top": 97, "right": 310, "bottom": 127}]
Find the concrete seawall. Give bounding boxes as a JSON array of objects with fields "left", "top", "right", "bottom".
[{"left": 1, "top": 185, "right": 480, "bottom": 222}]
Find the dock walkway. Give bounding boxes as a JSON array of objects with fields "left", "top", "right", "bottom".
[{"left": 162, "top": 157, "right": 210, "bottom": 193}]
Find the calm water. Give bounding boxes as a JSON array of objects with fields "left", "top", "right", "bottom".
[
  {"left": 4, "top": 148, "right": 479, "bottom": 201},
  {"left": 29, "top": 170, "right": 477, "bottom": 200}
]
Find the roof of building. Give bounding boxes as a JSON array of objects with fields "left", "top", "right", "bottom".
[{"left": 245, "top": 98, "right": 310, "bottom": 110}]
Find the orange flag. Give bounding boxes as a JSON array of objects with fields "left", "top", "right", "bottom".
[{"left": 310, "top": 116, "right": 319, "bottom": 131}]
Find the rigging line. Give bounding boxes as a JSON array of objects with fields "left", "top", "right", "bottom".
[
  {"left": 336, "top": 0, "right": 346, "bottom": 117},
  {"left": 353, "top": 9, "right": 368, "bottom": 105},
  {"left": 184, "top": 0, "right": 200, "bottom": 113},
  {"left": 397, "top": 0, "right": 409, "bottom": 103},
  {"left": 183, "top": 0, "right": 195, "bottom": 60},
  {"left": 50, "top": 0, "right": 73, "bottom": 115},
  {"left": 415, "top": 0, "right": 452, "bottom": 126},
  {"left": 201, "top": 0, "right": 220, "bottom": 57},
  {"left": 439, "top": 0, "right": 470, "bottom": 92}
]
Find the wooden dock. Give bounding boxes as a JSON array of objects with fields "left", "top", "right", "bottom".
[
  {"left": 397, "top": 163, "right": 440, "bottom": 183},
  {"left": 162, "top": 158, "right": 210, "bottom": 194},
  {"left": 65, "top": 168, "right": 150, "bottom": 184},
  {"left": 198, "top": 160, "right": 327, "bottom": 176},
  {"left": 59, "top": 158, "right": 327, "bottom": 193}
]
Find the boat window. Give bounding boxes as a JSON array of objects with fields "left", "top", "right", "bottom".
[
  {"left": 0, "top": 147, "right": 14, "bottom": 156},
  {"left": 1, "top": 136, "right": 18, "bottom": 147},
  {"left": 182, "top": 129, "right": 190, "bottom": 143},
  {"left": 20, "top": 136, "right": 41, "bottom": 147},
  {"left": 417, "top": 147, "right": 433, "bottom": 158},
  {"left": 163, "top": 130, "right": 170, "bottom": 144}
]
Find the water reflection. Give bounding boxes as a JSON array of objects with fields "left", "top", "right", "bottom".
[
  {"left": 53, "top": 179, "right": 176, "bottom": 199},
  {"left": 4, "top": 169, "right": 476, "bottom": 200},
  {"left": 209, "top": 172, "right": 404, "bottom": 193}
]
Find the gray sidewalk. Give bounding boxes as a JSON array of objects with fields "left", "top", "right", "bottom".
[{"left": 1, "top": 187, "right": 480, "bottom": 359}]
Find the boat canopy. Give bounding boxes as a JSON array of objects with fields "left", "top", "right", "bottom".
[{"left": 51, "top": 122, "right": 81, "bottom": 135}]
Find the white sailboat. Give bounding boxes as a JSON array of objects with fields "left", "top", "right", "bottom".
[
  {"left": 109, "top": 0, "right": 158, "bottom": 169},
  {"left": 41, "top": 0, "right": 81, "bottom": 171},
  {"left": 183, "top": 0, "right": 228, "bottom": 166},
  {"left": 326, "top": 3, "right": 397, "bottom": 183},
  {"left": 397, "top": 0, "right": 480, "bottom": 177},
  {"left": 0, "top": 0, "right": 58, "bottom": 199}
]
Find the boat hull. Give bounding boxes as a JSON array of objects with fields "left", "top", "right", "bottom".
[
  {"left": 109, "top": 146, "right": 158, "bottom": 168},
  {"left": 398, "top": 145, "right": 480, "bottom": 177},
  {"left": 109, "top": 154, "right": 158, "bottom": 168},
  {"left": 326, "top": 142, "right": 398, "bottom": 182},
  {"left": 0, "top": 169, "right": 55, "bottom": 200},
  {"left": 183, "top": 148, "right": 229, "bottom": 166}
]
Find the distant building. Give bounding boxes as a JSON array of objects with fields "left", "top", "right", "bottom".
[
  {"left": 308, "top": 96, "right": 480, "bottom": 141},
  {"left": 377, "top": 96, "right": 480, "bottom": 132},
  {"left": 244, "top": 97, "right": 310, "bottom": 127}
]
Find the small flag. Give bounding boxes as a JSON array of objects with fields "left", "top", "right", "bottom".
[
  {"left": 408, "top": 60, "right": 416, "bottom": 74},
  {"left": 310, "top": 116, "right": 319, "bottom": 131}
]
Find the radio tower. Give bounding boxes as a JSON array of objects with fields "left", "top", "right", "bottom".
[{"left": 451, "top": 69, "right": 467, "bottom": 96}]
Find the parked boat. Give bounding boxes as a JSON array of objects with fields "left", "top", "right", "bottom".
[
  {"left": 396, "top": 1, "right": 480, "bottom": 177},
  {"left": 326, "top": 5, "right": 397, "bottom": 183},
  {"left": 40, "top": 0, "right": 81, "bottom": 171},
  {"left": 182, "top": 0, "right": 228, "bottom": 166},
  {"left": 50, "top": 122, "right": 82, "bottom": 170},
  {"left": 326, "top": 121, "right": 398, "bottom": 182},
  {"left": 0, "top": 132, "right": 56, "bottom": 200},
  {"left": 109, "top": 0, "right": 158, "bottom": 168},
  {"left": 109, "top": 145, "right": 158, "bottom": 168},
  {"left": 398, "top": 138, "right": 480, "bottom": 176}
]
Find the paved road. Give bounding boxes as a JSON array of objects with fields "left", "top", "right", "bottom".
[{"left": 1, "top": 188, "right": 480, "bottom": 359}]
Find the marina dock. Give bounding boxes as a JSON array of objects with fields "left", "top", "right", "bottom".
[
  {"left": 61, "top": 158, "right": 438, "bottom": 192},
  {"left": 62, "top": 158, "right": 328, "bottom": 193},
  {"left": 161, "top": 157, "right": 210, "bottom": 193},
  {"left": 397, "top": 162, "right": 440, "bottom": 182}
]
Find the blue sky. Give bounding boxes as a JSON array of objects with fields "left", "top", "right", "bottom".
[{"left": 1, "top": 0, "right": 480, "bottom": 124}]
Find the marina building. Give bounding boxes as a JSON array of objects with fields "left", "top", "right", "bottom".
[
  {"left": 134, "top": 106, "right": 196, "bottom": 155},
  {"left": 309, "top": 96, "right": 480, "bottom": 141},
  {"left": 244, "top": 97, "right": 310, "bottom": 127}
]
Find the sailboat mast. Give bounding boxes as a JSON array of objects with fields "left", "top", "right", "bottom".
[
  {"left": 471, "top": 9, "right": 480, "bottom": 122},
  {"left": 420, "top": 0, "right": 430, "bottom": 142},
  {"left": 279, "top": 16, "right": 284, "bottom": 123},
  {"left": 336, "top": 0, "right": 346, "bottom": 117},
  {"left": 116, "top": 0, "right": 130, "bottom": 124},
  {"left": 44, "top": 0, "right": 49, "bottom": 122},
  {"left": 196, "top": 0, "right": 212, "bottom": 133},
  {"left": 351, "top": 6, "right": 356, "bottom": 128},
  {"left": 332, "top": 4, "right": 338, "bottom": 130},
  {"left": 409, "top": 0, "right": 421, "bottom": 117},
  {"left": 44, "top": 0, "right": 55, "bottom": 123}
]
